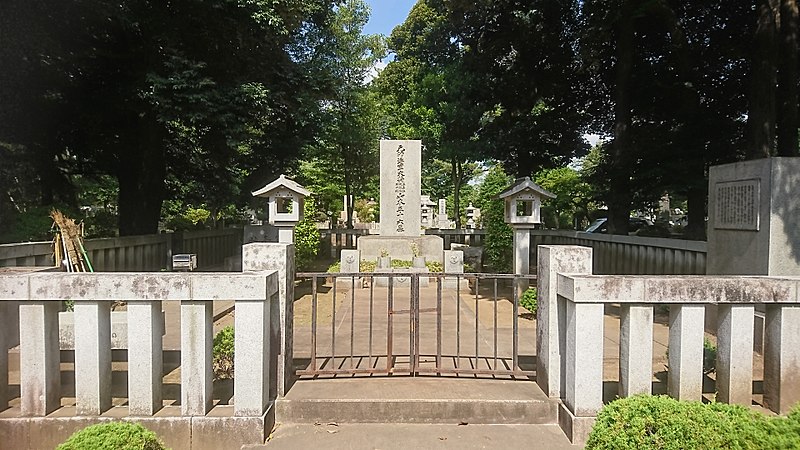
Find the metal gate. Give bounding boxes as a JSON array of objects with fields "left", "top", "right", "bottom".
[{"left": 294, "top": 271, "right": 536, "bottom": 379}]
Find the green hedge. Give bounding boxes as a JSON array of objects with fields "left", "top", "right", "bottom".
[
  {"left": 57, "top": 422, "right": 167, "bottom": 450},
  {"left": 586, "top": 395, "right": 800, "bottom": 449}
]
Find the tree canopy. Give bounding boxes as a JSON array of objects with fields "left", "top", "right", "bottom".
[{"left": 1, "top": 0, "right": 798, "bottom": 242}]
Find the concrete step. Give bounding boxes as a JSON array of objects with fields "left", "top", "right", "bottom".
[
  {"left": 244, "top": 423, "right": 581, "bottom": 449},
  {"left": 276, "top": 378, "right": 558, "bottom": 425}
]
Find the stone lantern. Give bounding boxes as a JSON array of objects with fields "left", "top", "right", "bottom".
[
  {"left": 465, "top": 203, "right": 480, "bottom": 229},
  {"left": 498, "top": 177, "right": 556, "bottom": 293},
  {"left": 251, "top": 174, "right": 311, "bottom": 243}
]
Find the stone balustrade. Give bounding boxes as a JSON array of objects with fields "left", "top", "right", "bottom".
[
  {"left": 539, "top": 245, "right": 800, "bottom": 445},
  {"left": 0, "top": 271, "right": 278, "bottom": 421}
]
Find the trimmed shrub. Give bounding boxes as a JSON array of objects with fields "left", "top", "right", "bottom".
[
  {"left": 294, "top": 198, "right": 321, "bottom": 270},
  {"left": 586, "top": 395, "right": 800, "bottom": 449},
  {"left": 57, "top": 422, "right": 166, "bottom": 450},
  {"left": 213, "top": 326, "right": 234, "bottom": 379},
  {"left": 520, "top": 287, "right": 537, "bottom": 315}
]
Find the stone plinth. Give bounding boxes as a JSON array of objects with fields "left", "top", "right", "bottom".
[
  {"left": 380, "top": 140, "right": 422, "bottom": 237},
  {"left": 707, "top": 157, "right": 800, "bottom": 276},
  {"left": 357, "top": 235, "right": 443, "bottom": 263}
]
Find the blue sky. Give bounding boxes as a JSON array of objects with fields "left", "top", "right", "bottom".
[{"left": 363, "top": 0, "right": 417, "bottom": 36}]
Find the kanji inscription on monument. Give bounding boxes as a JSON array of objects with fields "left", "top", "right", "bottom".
[
  {"left": 714, "top": 179, "right": 760, "bottom": 231},
  {"left": 380, "top": 140, "right": 421, "bottom": 237}
]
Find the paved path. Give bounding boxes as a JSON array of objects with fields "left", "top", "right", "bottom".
[{"left": 247, "top": 423, "right": 582, "bottom": 449}]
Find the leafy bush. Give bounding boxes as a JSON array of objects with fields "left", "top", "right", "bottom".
[
  {"left": 703, "top": 337, "right": 717, "bottom": 374},
  {"left": 477, "top": 165, "right": 513, "bottom": 273},
  {"left": 426, "top": 261, "right": 443, "bottom": 272},
  {"left": 213, "top": 326, "right": 234, "bottom": 379},
  {"left": 57, "top": 422, "right": 166, "bottom": 450},
  {"left": 586, "top": 395, "right": 800, "bottom": 450},
  {"left": 294, "top": 198, "right": 321, "bottom": 270},
  {"left": 520, "top": 287, "right": 537, "bottom": 314}
]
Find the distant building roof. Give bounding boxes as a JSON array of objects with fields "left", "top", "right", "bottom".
[
  {"left": 251, "top": 174, "right": 311, "bottom": 198},
  {"left": 497, "top": 177, "right": 556, "bottom": 199}
]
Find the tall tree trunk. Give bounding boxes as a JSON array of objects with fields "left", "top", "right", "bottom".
[
  {"left": 748, "top": 0, "right": 780, "bottom": 159},
  {"left": 777, "top": 0, "right": 799, "bottom": 156},
  {"left": 117, "top": 118, "right": 166, "bottom": 236},
  {"left": 608, "top": 3, "right": 635, "bottom": 235}
]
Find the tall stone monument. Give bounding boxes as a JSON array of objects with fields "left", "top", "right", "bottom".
[
  {"left": 379, "top": 140, "right": 422, "bottom": 236},
  {"left": 358, "top": 140, "right": 443, "bottom": 262}
]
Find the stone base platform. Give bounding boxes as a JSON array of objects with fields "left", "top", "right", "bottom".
[
  {"left": 0, "top": 405, "right": 273, "bottom": 450},
  {"left": 357, "top": 235, "right": 444, "bottom": 263}
]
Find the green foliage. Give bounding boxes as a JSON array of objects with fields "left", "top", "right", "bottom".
[
  {"left": 534, "top": 167, "right": 593, "bottom": 230},
  {"left": 586, "top": 395, "right": 800, "bottom": 450},
  {"left": 426, "top": 261, "right": 443, "bottom": 273},
  {"left": 212, "top": 326, "right": 234, "bottom": 380},
  {"left": 295, "top": 198, "right": 321, "bottom": 270},
  {"left": 703, "top": 337, "right": 717, "bottom": 375},
  {"left": 478, "top": 165, "right": 513, "bottom": 272},
  {"left": 57, "top": 422, "right": 166, "bottom": 450},
  {"left": 520, "top": 288, "right": 537, "bottom": 315}
]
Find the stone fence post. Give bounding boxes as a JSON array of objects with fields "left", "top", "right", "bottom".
[
  {"left": 242, "top": 243, "right": 295, "bottom": 397},
  {"left": 536, "top": 245, "right": 592, "bottom": 399}
]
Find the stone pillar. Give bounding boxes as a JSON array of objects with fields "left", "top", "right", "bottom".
[
  {"left": 619, "top": 305, "right": 653, "bottom": 397},
  {"left": 513, "top": 228, "right": 533, "bottom": 298},
  {"left": 242, "top": 243, "right": 295, "bottom": 397},
  {"left": 234, "top": 293, "right": 272, "bottom": 416},
  {"left": 443, "top": 250, "right": 463, "bottom": 289},
  {"left": 128, "top": 301, "right": 163, "bottom": 415},
  {"left": 19, "top": 301, "right": 61, "bottom": 416},
  {"left": 338, "top": 249, "right": 360, "bottom": 288},
  {"left": 277, "top": 227, "right": 294, "bottom": 244},
  {"left": 667, "top": 304, "right": 705, "bottom": 400},
  {"left": 181, "top": 300, "right": 213, "bottom": 416},
  {"left": 536, "top": 245, "right": 592, "bottom": 398},
  {"left": 565, "top": 302, "right": 604, "bottom": 416},
  {"left": 764, "top": 305, "right": 800, "bottom": 414},
  {"left": 74, "top": 300, "right": 112, "bottom": 415},
  {"left": 716, "top": 304, "right": 754, "bottom": 405}
]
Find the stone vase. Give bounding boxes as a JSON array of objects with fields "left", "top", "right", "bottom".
[
  {"left": 377, "top": 256, "right": 391, "bottom": 269},
  {"left": 412, "top": 256, "right": 426, "bottom": 268}
]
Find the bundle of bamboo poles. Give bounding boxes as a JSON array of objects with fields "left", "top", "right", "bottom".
[{"left": 51, "top": 210, "right": 94, "bottom": 272}]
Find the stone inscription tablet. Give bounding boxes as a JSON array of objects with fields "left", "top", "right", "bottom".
[{"left": 714, "top": 179, "right": 759, "bottom": 231}]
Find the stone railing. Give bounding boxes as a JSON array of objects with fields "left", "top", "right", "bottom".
[
  {"left": 424, "top": 229, "right": 486, "bottom": 249},
  {"left": 538, "top": 245, "right": 800, "bottom": 445},
  {"left": 0, "top": 228, "right": 243, "bottom": 271},
  {"left": 0, "top": 271, "right": 278, "bottom": 450},
  {"left": 531, "top": 229, "right": 707, "bottom": 275}
]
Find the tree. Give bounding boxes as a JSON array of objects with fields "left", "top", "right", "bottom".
[
  {"left": 300, "top": 0, "right": 385, "bottom": 229},
  {"left": 0, "top": 0, "right": 336, "bottom": 235},
  {"left": 377, "top": 0, "right": 483, "bottom": 228}
]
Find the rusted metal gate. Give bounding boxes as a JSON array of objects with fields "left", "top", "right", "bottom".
[{"left": 294, "top": 272, "right": 536, "bottom": 379}]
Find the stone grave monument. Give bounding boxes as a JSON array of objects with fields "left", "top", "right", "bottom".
[{"left": 356, "top": 140, "right": 443, "bottom": 263}]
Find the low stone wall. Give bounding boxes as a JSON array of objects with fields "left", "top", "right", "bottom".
[
  {"left": 0, "top": 271, "right": 280, "bottom": 450},
  {"left": 538, "top": 245, "right": 800, "bottom": 445}
]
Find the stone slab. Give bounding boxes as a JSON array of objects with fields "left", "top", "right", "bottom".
[
  {"left": 379, "top": 140, "right": 422, "bottom": 237},
  {"left": 357, "top": 235, "right": 443, "bottom": 263}
]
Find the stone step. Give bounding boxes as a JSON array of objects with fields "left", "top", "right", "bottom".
[
  {"left": 276, "top": 378, "right": 558, "bottom": 425},
  {"left": 243, "top": 423, "right": 581, "bottom": 449}
]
